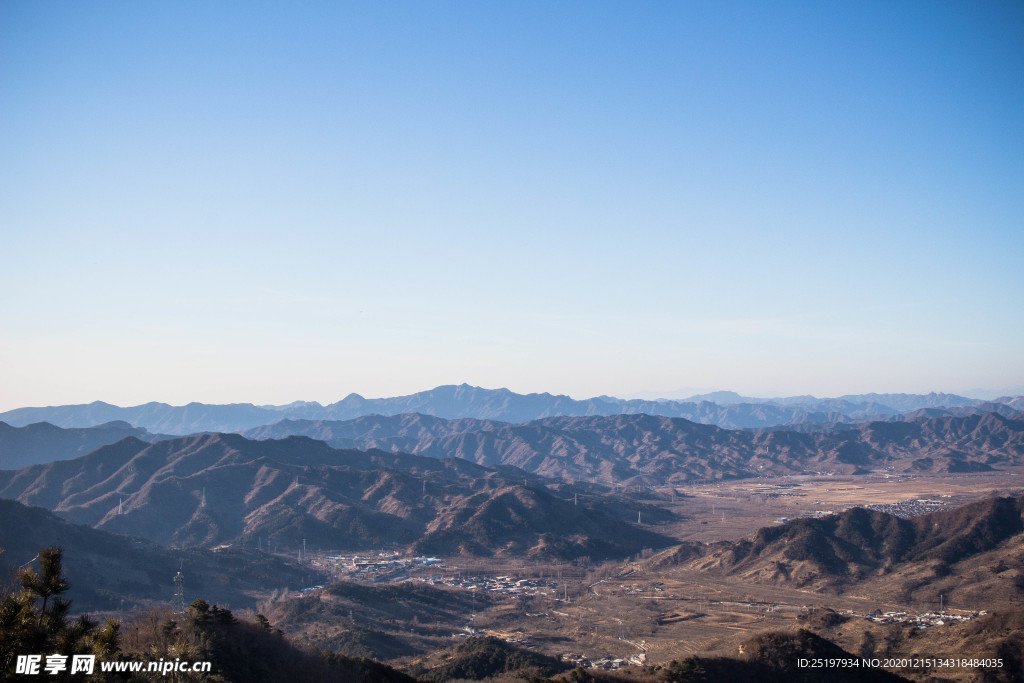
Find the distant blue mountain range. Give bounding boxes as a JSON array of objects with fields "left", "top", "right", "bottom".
[{"left": 0, "top": 384, "right": 1018, "bottom": 435}]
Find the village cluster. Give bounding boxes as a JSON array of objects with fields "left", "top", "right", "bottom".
[
  {"left": 419, "top": 574, "right": 559, "bottom": 596},
  {"left": 311, "top": 551, "right": 444, "bottom": 581},
  {"left": 863, "top": 498, "right": 953, "bottom": 518},
  {"left": 864, "top": 610, "right": 986, "bottom": 628},
  {"left": 560, "top": 653, "right": 646, "bottom": 670}
]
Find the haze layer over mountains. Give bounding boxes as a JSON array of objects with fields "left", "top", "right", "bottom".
[
  {"left": 3, "top": 385, "right": 1022, "bottom": 475},
  {"left": 2, "top": 384, "right": 1021, "bottom": 434}
]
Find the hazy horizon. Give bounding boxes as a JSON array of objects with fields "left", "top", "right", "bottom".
[
  {"left": 3, "top": 382, "right": 1024, "bottom": 415},
  {"left": 3, "top": 2, "right": 1022, "bottom": 414}
]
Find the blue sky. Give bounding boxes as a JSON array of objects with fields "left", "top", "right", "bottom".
[{"left": 2, "top": 1, "right": 1022, "bottom": 410}]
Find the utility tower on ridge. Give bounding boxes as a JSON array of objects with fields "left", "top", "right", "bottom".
[{"left": 173, "top": 563, "right": 185, "bottom": 615}]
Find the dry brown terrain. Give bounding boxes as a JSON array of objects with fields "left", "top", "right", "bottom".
[
  {"left": 649, "top": 468, "right": 1024, "bottom": 543},
  {"left": 268, "top": 469, "right": 1023, "bottom": 681}
]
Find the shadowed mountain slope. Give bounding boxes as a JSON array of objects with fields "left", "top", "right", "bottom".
[
  {"left": 407, "top": 635, "right": 568, "bottom": 681},
  {"left": 266, "top": 581, "right": 485, "bottom": 660},
  {"left": 0, "top": 499, "right": 317, "bottom": 613},
  {"left": 0, "top": 433, "right": 673, "bottom": 560}
]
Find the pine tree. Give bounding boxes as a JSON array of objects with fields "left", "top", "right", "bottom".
[{"left": 0, "top": 547, "right": 121, "bottom": 678}]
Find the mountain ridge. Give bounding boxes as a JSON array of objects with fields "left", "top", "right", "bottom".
[
  {"left": 0, "top": 419, "right": 169, "bottom": 470},
  {"left": 0, "top": 432, "right": 674, "bottom": 560},
  {"left": 7, "top": 410, "right": 1023, "bottom": 483},
  {"left": 653, "top": 494, "right": 1024, "bottom": 610},
  {"left": 3, "top": 384, "right": 1018, "bottom": 434},
  {"left": 242, "top": 411, "right": 1024, "bottom": 483}
]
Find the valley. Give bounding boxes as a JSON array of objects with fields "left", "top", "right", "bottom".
[
  {"left": 649, "top": 469, "right": 1024, "bottom": 543},
  {"left": 264, "top": 467, "right": 1022, "bottom": 679}
]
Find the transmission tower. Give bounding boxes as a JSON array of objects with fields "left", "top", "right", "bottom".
[{"left": 173, "top": 563, "right": 185, "bottom": 615}]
